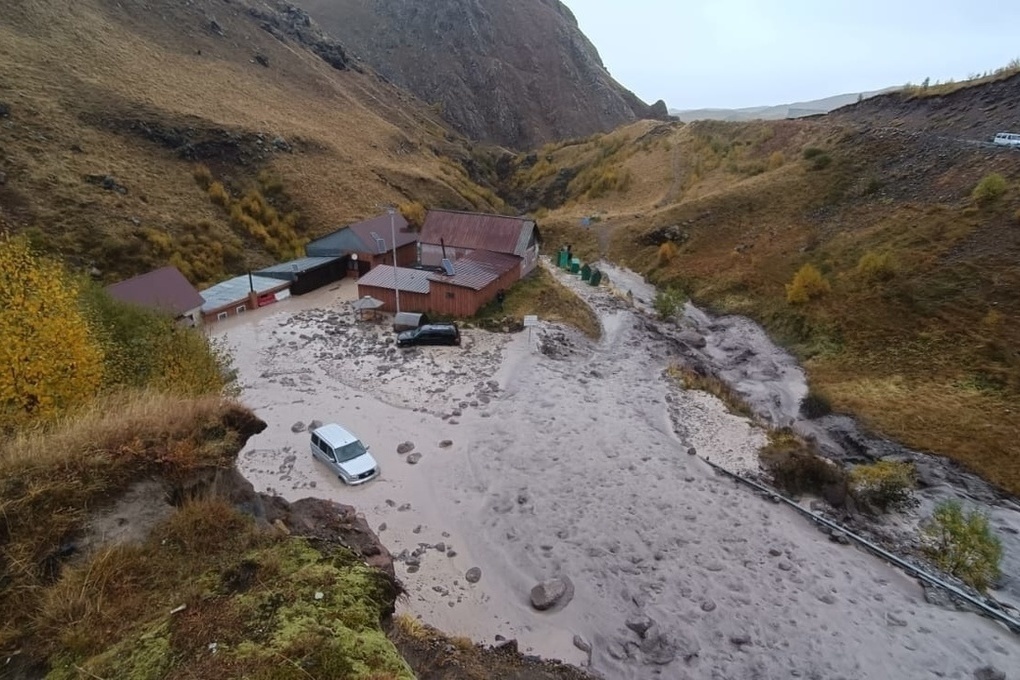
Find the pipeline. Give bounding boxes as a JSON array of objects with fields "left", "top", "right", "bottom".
[{"left": 700, "top": 456, "right": 1020, "bottom": 635}]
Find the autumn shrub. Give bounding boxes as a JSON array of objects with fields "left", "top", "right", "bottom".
[
  {"left": 785, "top": 264, "right": 831, "bottom": 304},
  {"left": 399, "top": 201, "right": 427, "bottom": 229},
  {"left": 656, "top": 241, "right": 678, "bottom": 267},
  {"left": 802, "top": 147, "right": 825, "bottom": 160},
  {"left": 971, "top": 172, "right": 1008, "bottom": 205},
  {"left": 0, "top": 235, "right": 105, "bottom": 429},
  {"left": 760, "top": 429, "right": 848, "bottom": 505},
  {"left": 207, "top": 180, "right": 231, "bottom": 208},
  {"left": 767, "top": 151, "right": 785, "bottom": 170},
  {"left": 857, "top": 250, "right": 897, "bottom": 282},
  {"left": 192, "top": 164, "right": 213, "bottom": 190},
  {"left": 848, "top": 460, "right": 916, "bottom": 511},
  {"left": 922, "top": 500, "right": 1002, "bottom": 591}
]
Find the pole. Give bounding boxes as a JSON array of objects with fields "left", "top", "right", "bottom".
[{"left": 389, "top": 207, "right": 400, "bottom": 314}]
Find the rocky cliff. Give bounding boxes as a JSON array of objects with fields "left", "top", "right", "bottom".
[{"left": 294, "top": 0, "right": 668, "bottom": 149}]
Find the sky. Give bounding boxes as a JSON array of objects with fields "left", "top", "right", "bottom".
[{"left": 566, "top": 0, "right": 1019, "bottom": 110}]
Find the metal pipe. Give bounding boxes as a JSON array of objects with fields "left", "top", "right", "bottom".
[
  {"left": 698, "top": 457, "right": 1020, "bottom": 635},
  {"left": 388, "top": 207, "right": 400, "bottom": 314}
]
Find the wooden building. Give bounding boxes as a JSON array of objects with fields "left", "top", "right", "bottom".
[
  {"left": 305, "top": 213, "right": 418, "bottom": 277},
  {"left": 419, "top": 209, "right": 540, "bottom": 278}
]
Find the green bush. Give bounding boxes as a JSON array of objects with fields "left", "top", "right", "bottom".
[
  {"left": 809, "top": 154, "right": 832, "bottom": 170},
  {"left": 653, "top": 287, "right": 686, "bottom": 321},
  {"left": 848, "top": 460, "right": 915, "bottom": 511},
  {"left": 971, "top": 173, "right": 1008, "bottom": 205},
  {"left": 922, "top": 500, "right": 1002, "bottom": 591},
  {"left": 802, "top": 147, "right": 826, "bottom": 160}
]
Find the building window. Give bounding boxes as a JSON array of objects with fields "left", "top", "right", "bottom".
[
  {"left": 236, "top": 305, "right": 246, "bottom": 314},
  {"left": 217, "top": 312, "right": 228, "bottom": 321}
]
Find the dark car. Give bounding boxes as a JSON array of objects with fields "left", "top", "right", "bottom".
[{"left": 396, "top": 323, "right": 461, "bottom": 347}]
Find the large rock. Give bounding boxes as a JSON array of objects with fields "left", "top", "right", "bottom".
[
  {"left": 530, "top": 575, "right": 574, "bottom": 611},
  {"left": 625, "top": 613, "right": 655, "bottom": 638}
]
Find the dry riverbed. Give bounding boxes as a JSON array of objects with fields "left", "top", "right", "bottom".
[{"left": 213, "top": 268, "right": 1019, "bottom": 679}]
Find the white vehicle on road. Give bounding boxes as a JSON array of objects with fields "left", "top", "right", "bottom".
[
  {"left": 993, "top": 132, "right": 1020, "bottom": 147},
  {"left": 310, "top": 423, "right": 379, "bottom": 485}
]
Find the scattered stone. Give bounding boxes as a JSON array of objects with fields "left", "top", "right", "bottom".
[
  {"left": 729, "top": 634, "right": 751, "bottom": 646},
  {"left": 84, "top": 174, "right": 128, "bottom": 194},
  {"left": 572, "top": 634, "right": 592, "bottom": 654},
  {"left": 768, "top": 547, "right": 783, "bottom": 557},
  {"left": 687, "top": 447, "right": 697, "bottom": 456},
  {"left": 530, "top": 576, "right": 574, "bottom": 611},
  {"left": 886, "top": 612, "right": 907, "bottom": 627},
  {"left": 974, "top": 667, "right": 1006, "bottom": 680},
  {"left": 778, "top": 561, "right": 793, "bottom": 572},
  {"left": 625, "top": 614, "right": 655, "bottom": 638},
  {"left": 397, "top": 503, "right": 411, "bottom": 512},
  {"left": 434, "top": 542, "right": 446, "bottom": 553},
  {"left": 465, "top": 567, "right": 482, "bottom": 584},
  {"left": 412, "top": 525, "right": 422, "bottom": 534},
  {"left": 309, "top": 420, "right": 323, "bottom": 430},
  {"left": 829, "top": 531, "right": 851, "bottom": 545},
  {"left": 700, "top": 599, "right": 716, "bottom": 612},
  {"left": 494, "top": 634, "right": 505, "bottom": 642},
  {"left": 446, "top": 549, "right": 457, "bottom": 558},
  {"left": 607, "top": 642, "right": 629, "bottom": 660},
  {"left": 314, "top": 591, "right": 324, "bottom": 601},
  {"left": 817, "top": 593, "right": 836, "bottom": 605},
  {"left": 439, "top": 440, "right": 453, "bottom": 448},
  {"left": 385, "top": 499, "right": 396, "bottom": 507},
  {"left": 290, "top": 421, "right": 306, "bottom": 433},
  {"left": 397, "top": 441, "right": 415, "bottom": 454},
  {"left": 208, "top": 18, "right": 224, "bottom": 35},
  {"left": 678, "top": 330, "right": 706, "bottom": 349},
  {"left": 254, "top": 53, "right": 270, "bottom": 67},
  {"left": 0, "top": 102, "right": 10, "bottom": 117},
  {"left": 406, "top": 452, "right": 422, "bottom": 465},
  {"left": 406, "top": 564, "right": 419, "bottom": 574},
  {"left": 377, "top": 523, "right": 386, "bottom": 532}
]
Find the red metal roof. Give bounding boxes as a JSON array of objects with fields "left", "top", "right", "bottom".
[
  {"left": 347, "top": 213, "right": 416, "bottom": 253},
  {"left": 356, "top": 265, "right": 431, "bottom": 294},
  {"left": 428, "top": 250, "right": 519, "bottom": 291},
  {"left": 106, "top": 266, "right": 204, "bottom": 316},
  {"left": 420, "top": 209, "right": 534, "bottom": 256}
]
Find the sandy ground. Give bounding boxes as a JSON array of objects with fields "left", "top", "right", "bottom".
[{"left": 214, "top": 267, "right": 1019, "bottom": 679}]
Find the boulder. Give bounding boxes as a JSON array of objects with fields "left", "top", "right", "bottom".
[
  {"left": 678, "top": 330, "right": 706, "bottom": 349},
  {"left": 625, "top": 613, "right": 655, "bottom": 638},
  {"left": 465, "top": 567, "right": 482, "bottom": 583},
  {"left": 530, "top": 576, "right": 574, "bottom": 611}
]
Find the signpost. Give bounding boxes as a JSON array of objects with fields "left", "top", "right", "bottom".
[{"left": 523, "top": 314, "right": 538, "bottom": 351}]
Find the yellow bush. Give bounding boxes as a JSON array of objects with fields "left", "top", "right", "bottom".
[
  {"left": 971, "top": 172, "right": 1007, "bottom": 205},
  {"left": 785, "top": 263, "right": 831, "bottom": 304},
  {"left": 767, "top": 151, "right": 785, "bottom": 170},
  {"left": 0, "top": 236, "right": 105, "bottom": 428},
  {"left": 856, "top": 251, "right": 897, "bottom": 282},
  {"left": 399, "top": 201, "right": 427, "bottom": 229},
  {"left": 656, "top": 241, "right": 678, "bottom": 267},
  {"left": 849, "top": 460, "right": 915, "bottom": 511},
  {"left": 207, "top": 181, "right": 231, "bottom": 208},
  {"left": 192, "top": 164, "right": 213, "bottom": 190}
]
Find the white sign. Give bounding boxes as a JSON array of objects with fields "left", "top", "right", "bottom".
[{"left": 523, "top": 315, "right": 539, "bottom": 327}]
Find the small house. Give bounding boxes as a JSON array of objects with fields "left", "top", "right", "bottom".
[
  {"left": 105, "top": 266, "right": 205, "bottom": 327},
  {"left": 306, "top": 213, "right": 418, "bottom": 277},
  {"left": 200, "top": 274, "right": 291, "bottom": 323},
  {"left": 256, "top": 256, "right": 347, "bottom": 295},
  {"left": 419, "top": 209, "right": 540, "bottom": 279}
]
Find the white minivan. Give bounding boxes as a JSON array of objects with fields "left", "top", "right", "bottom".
[
  {"left": 993, "top": 132, "right": 1020, "bottom": 148},
  {"left": 310, "top": 423, "right": 379, "bottom": 485}
]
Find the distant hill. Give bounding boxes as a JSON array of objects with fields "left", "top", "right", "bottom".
[{"left": 670, "top": 88, "right": 897, "bottom": 122}]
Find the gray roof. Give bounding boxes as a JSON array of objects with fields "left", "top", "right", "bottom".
[
  {"left": 306, "top": 213, "right": 416, "bottom": 258},
  {"left": 421, "top": 209, "right": 536, "bottom": 258},
  {"left": 200, "top": 274, "right": 289, "bottom": 312},
  {"left": 356, "top": 265, "right": 431, "bottom": 294},
  {"left": 256, "top": 256, "right": 340, "bottom": 280},
  {"left": 427, "top": 250, "right": 519, "bottom": 291}
]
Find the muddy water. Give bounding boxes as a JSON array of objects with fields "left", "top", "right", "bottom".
[{"left": 594, "top": 261, "right": 1020, "bottom": 614}]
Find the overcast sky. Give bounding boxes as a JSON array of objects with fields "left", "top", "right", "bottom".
[{"left": 567, "top": 0, "right": 1019, "bottom": 110}]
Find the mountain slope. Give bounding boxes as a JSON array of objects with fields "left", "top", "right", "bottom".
[
  {"left": 670, "top": 88, "right": 896, "bottom": 122},
  {"left": 494, "top": 77, "right": 1020, "bottom": 493},
  {"left": 294, "top": 0, "right": 667, "bottom": 149},
  {"left": 0, "top": 0, "right": 502, "bottom": 285}
]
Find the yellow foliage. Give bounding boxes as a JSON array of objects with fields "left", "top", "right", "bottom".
[
  {"left": 0, "top": 236, "right": 105, "bottom": 428},
  {"left": 785, "top": 263, "right": 831, "bottom": 305},
  {"left": 399, "top": 201, "right": 427, "bottom": 229},
  {"left": 856, "top": 251, "right": 897, "bottom": 282},
  {"left": 192, "top": 164, "right": 213, "bottom": 190},
  {"left": 656, "top": 241, "right": 678, "bottom": 267},
  {"left": 767, "top": 151, "right": 785, "bottom": 170},
  {"left": 207, "top": 181, "right": 231, "bottom": 208}
]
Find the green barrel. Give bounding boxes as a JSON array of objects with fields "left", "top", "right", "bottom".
[
  {"left": 558, "top": 250, "right": 569, "bottom": 268},
  {"left": 570, "top": 258, "right": 580, "bottom": 274},
  {"left": 589, "top": 269, "right": 602, "bottom": 286},
  {"left": 581, "top": 264, "right": 592, "bottom": 281}
]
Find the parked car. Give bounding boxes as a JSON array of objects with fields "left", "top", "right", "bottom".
[
  {"left": 310, "top": 423, "right": 379, "bottom": 485},
  {"left": 993, "top": 132, "right": 1020, "bottom": 148},
  {"left": 396, "top": 322, "right": 461, "bottom": 347}
]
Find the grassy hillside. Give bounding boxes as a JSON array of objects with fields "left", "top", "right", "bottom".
[
  {"left": 0, "top": 0, "right": 503, "bottom": 286},
  {"left": 502, "top": 104, "right": 1020, "bottom": 494}
]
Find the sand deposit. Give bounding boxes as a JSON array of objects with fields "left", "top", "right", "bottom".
[{"left": 214, "top": 266, "right": 1019, "bottom": 679}]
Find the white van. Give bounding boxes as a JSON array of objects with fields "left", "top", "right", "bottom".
[
  {"left": 310, "top": 423, "right": 379, "bottom": 485},
  {"left": 993, "top": 132, "right": 1020, "bottom": 148}
]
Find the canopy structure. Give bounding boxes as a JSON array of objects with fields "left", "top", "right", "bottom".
[{"left": 352, "top": 295, "right": 384, "bottom": 321}]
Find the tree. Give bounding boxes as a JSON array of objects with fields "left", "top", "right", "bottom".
[
  {"left": 922, "top": 500, "right": 1002, "bottom": 591},
  {"left": 0, "top": 235, "right": 104, "bottom": 428},
  {"left": 785, "top": 264, "right": 831, "bottom": 304}
]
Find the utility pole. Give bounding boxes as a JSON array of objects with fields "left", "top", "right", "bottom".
[{"left": 388, "top": 207, "right": 401, "bottom": 314}]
